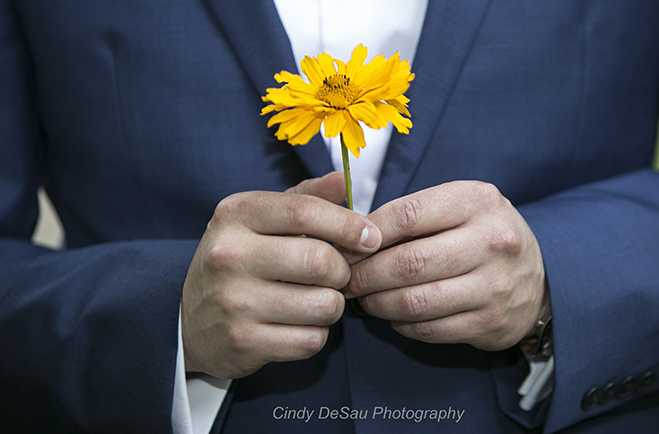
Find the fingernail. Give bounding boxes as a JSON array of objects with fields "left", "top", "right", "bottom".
[{"left": 360, "top": 225, "right": 379, "bottom": 250}]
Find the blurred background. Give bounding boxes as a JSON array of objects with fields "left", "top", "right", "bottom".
[{"left": 30, "top": 129, "right": 659, "bottom": 249}]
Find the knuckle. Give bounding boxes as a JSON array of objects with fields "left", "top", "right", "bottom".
[
  {"left": 489, "top": 274, "right": 514, "bottom": 299},
  {"left": 288, "top": 196, "right": 316, "bottom": 228},
  {"left": 410, "top": 320, "right": 435, "bottom": 340},
  {"left": 481, "top": 307, "right": 507, "bottom": 334},
  {"left": 208, "top": 244, "right": 244, "bottom": 270},
  {"left": 399, "top": 287, "right": 429, "bottom": 319},
  {"left": 485, "top": 223, "right": 521, "bottom": 253},
  {"left": 220, "top": 290, "right": 251, "bottom": 316},
  {"left": 225, "top": 323, "right": 253, "bottom": 355},
  {"left": 471, "top": 181, "right": 502, "bottom": 208},
  {"left": 314, "top": 290, "right": 344, "bottom": 325},
  {"left": 300, "top": 328, "right": 327, "bottom": 357},
  {"left": 286, "top": 178, "right": 311, "bottom": 195},
  {"left": 303, "top": 243, "right": 334, "bottom": 280},
  {"left": 397, "top": 244, "right": 428, "bottom": 282},
  {"left": 474, "top": 181, "right": 501, "bottom": 201},
  {"left": 340, "top": 213, "right": 363, "bottom": 247},
  {"left": 393, "top": 197, "right": 423, "bottom": 230},
  {"left": 214, "top": 193, "right": 250, "bottom": 221}
]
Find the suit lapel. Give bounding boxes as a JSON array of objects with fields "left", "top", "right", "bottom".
[
  {"left": 204, "top": 0, "right": 333, "bottom": 179},
  {"left": 205, "top": 0, "right": 492, "bottom": 194},
  {"left": 371, "top": 0, "right": 492, "bottom": 210}
]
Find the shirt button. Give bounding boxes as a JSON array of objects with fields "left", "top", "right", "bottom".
[{"left": 581, "top": 387, "right": 603, "bottom": 411}]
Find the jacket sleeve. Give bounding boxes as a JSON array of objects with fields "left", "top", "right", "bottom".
[
  {"left": 517, "top": 168, "right": 659, "bottom": 433},
  {"left": 0, "top": 2, "right": 199, "bottom": 432}
]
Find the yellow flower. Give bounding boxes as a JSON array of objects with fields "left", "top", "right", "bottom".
[{"left": 261, "top": 44, "right": 414, "bottom": 158}]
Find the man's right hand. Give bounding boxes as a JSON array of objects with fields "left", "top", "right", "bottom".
[{"left": 181, "top": 172, "right": 382, "bottom": 379}]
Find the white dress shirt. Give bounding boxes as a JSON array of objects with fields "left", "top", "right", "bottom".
[
  {"left": 172, "top": 1, "right": 428, "bottom": 433},
  {"left": 276, "top": 0, "right": 427, "bottom": 215}
]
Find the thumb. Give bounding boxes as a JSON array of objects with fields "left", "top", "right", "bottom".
[{"left": 285, "top": 172, "right": 347, "bottom": 205}]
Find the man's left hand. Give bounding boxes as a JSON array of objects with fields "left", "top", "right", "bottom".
[{"left": 344, "top": 181, "right": 548, "bottom": 351}]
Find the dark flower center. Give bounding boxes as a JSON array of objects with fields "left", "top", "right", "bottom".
[{"left": 316, "top": 74, "right": 360, "bottom": 109}]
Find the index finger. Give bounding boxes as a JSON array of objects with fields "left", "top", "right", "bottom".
[
  {"left": 367, "top": 181, "right": 494, "bottom": 248},
  {"left": 213, "top": 191, "right": 382, "bottom": 253}
]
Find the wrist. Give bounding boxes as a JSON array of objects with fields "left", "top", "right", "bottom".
[
  {"left": 517, "top": 288, "right": 554, "bottom": 411},
  {"left": 525, "top": 277, "right": 550, "bottom": 339},
  {"left": 520, "top": 285, "right": 552, "bottom": 357}
]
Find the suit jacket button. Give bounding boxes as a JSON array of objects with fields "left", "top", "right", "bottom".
[
  {"left": 637, "top": 371, "right": 657, "bottom": 393},
  {"left": 581, "top": 387, "right": 603, "bottom": 411},
  {"left": 347, "top": 298, "right": 372, "bottom": 319},
  {"left": 616, "top": 376, "right": 639, "bottom": 399},
  {"left": 599, "top": 382, "right": 618, "bottom": 405}
]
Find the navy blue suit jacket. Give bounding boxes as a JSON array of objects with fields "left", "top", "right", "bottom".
[{"left": 1, "top": 1, "right": 658, "bottom": 433}]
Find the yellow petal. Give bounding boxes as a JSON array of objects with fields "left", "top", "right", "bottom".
[
  {"left": 275, "top": 71, "right": 316, "bottom": 95},
  {"left": 334, "top": 59, "right": 346, "bottom": 75},
  {"left": 346, "top": 44, "right": 368, "bottom": 78},
  {"left": 260, "top": 104, "right": 278, "bottom": 115},
  {"left": 395, "top": 94, "right": 411, "bottom": 105},
  {"left": 347, "top": 101, "right": 384, "bottom": 129},
  {"left": 341, "top": 114, "right": 366, "bottom": 158},
  {"left": 377, "top": 63, "right": 414, "bottom": 100},
  {"left": 385, "top": 96, "right": 411, "bottom": 117},
  {"left": 271, "top": 108, "right": 322, "bottom": 143},
  {"left": 262, "top": 83, "right": 327, "bottom": 115},
  {"left": 375, "top": 102, "right": 413, "bottom": 134},
  {"left": 300, "top": 56, "right": 324, "bottom": 87},
  {"left": 318, "top": 52, "right": 338, "bottom": 77},
  {"left": 266, "top": 108, "right": 300, "bottom": 128},
  {"left": 323, "top": 111, "right": 346, "bottom": 138},
  {"left": 288, "top": 116, "right": 324, "bottom": 145},
  {"left": 288, "top": 91, "right": 325, "bottom": 107},
  {"left": 355, "top": 55, "right": 394, "bottom": 94},
  {"left": 262, "top": 87, "right": 301, "bottom": 109}
]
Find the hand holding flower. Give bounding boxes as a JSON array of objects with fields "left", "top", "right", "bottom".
[
  {"left": 345, "top": 181, "right": 549, "bottom": 351},
  {"left": 181, "top": 173, "right": 382, "bottom": 379}
]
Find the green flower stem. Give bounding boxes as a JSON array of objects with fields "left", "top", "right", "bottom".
[{"left": 339, "top": 133, "right": 353, "bottom": 211}]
